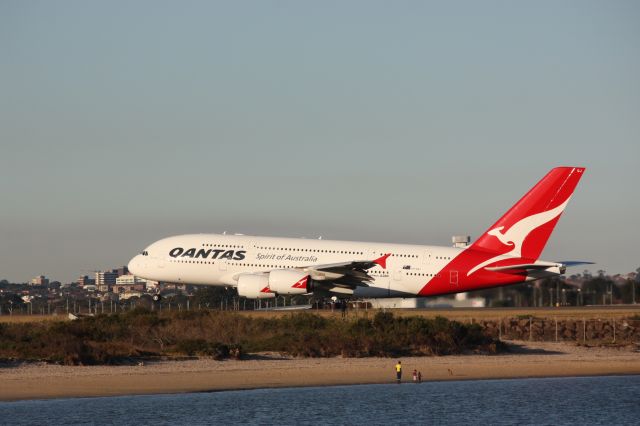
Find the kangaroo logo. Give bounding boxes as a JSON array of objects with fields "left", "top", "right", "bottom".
[
  {"left": 292, "top": 276, "right": 308, "bottom": 289},
  {"left": 467, "top": 197, "right": 571, "bottom": 276}
]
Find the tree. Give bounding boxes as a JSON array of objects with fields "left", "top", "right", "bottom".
[
  {"left": 620, "top": 279, "right": 636, "bottom": 304},
  {"left": 582, "top": 275, "right": 620, "bottom": 304},
  {"left": 633, "top": 267, "right": 640, "bottom": 303}
]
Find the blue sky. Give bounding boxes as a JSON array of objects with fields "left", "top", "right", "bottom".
[{"left": 1, "top": 1, "right": 639, "bottom": 282}]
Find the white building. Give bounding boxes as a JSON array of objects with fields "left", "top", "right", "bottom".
[
  {"left": 95, "top": 271, "right": 117, "bottom": 292},
  {"left": 30, "top": 275, "right": 49, "bottom": 286},
  {"left": 119, "top": 291, "right": 144, "bottom": 300},
  {"left": 115, "top": 275, "right": 147, "bottom": 285}
]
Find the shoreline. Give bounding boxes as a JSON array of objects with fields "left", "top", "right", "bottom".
[{"left": 1, "top": 341, "right": 639, "bottom": 402}]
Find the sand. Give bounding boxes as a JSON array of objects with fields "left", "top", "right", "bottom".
[{"left": 1, "top": 341, "right": 639, "bottom": 401}]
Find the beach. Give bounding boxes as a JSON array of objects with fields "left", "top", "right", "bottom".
[{"left": 1, "top": 341, "right": 639, "bottom": 401}]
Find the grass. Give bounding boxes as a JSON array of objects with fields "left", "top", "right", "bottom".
[{"left": 0, "top": 315, "right": 67, "bottom": 323}]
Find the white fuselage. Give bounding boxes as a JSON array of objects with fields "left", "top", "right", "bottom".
[{"left": 128, "top": 233, "right": 465, "bottom": 297}]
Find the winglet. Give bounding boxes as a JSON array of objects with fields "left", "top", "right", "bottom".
[{"left": 374, "top": 253, "right": 391, "bottom": 269}]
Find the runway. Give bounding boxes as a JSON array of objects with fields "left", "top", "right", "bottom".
[
  {"left": 238, "top": 305, "right": 640, "bottom": 321},
  {"left": 1, "top": 305, "right": 639, "bottom": 323}
]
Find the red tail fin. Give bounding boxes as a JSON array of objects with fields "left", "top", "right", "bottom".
[
  {"left": 417, "top": 167, "right": 586, "bottom": 296},
  {"left": 471, "top": 167, "right": 585, "bottom": 261}
]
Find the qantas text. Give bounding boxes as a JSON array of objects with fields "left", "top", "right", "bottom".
[{"left": 169, "top": 247, "right": 246, "bottom": 260}]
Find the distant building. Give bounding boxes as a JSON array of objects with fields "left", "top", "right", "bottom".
[
  {"left": 119, "top": 291, "right": 143, "bottom": 300},
  {"left": 30, "top": 275, "right": 49, "bottom": 286},
  {"left": 115, "top": 274, "right": 146, "bottom": 285},
  {"left": 113, "top": 275, "right": 146, "bottom": 293},
  {"left": 78, "top": 275, "right": 96, "bottom": 287},
  {"left": 112, "top": 266, "right": 129, "bottom": 277},
  {"left": 144, "top": 280, "right": 159, "bottom": 291},
  {"left": 95, "top": 271, "right": 118, "bottom": 292}
]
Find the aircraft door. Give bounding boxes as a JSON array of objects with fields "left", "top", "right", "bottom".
[
  {"left": 450, "top": 270, "right": 458, "bottom": 287},
  {"left": 219, "top": 259, "right": 227, "bottom": 272}
]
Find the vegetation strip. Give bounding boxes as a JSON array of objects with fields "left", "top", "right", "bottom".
[{"left": 0, "top": 310, "right": 500, "bottom": 365}]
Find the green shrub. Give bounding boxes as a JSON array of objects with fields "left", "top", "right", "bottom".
[
  {"left": 174, "top": 339, "right": 238, "bottom": 360},
  {"left": 0, "top": 310, "right": 501, "bottom": 363}
]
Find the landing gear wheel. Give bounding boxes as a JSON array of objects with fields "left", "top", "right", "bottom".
[{"left": 152, "top": 294, "right": 162, "bottom": 302}]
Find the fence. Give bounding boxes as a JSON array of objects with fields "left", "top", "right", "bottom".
[
  {"left": 477, "top": 317, "right": 640, "bottom": 344},
  {"left": 0, "top": 296, "right": 290, "bottom": 316}
]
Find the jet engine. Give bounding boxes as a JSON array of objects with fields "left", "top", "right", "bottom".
[
  {"left": 237, "top": 274, "right": 275, "bottom": 299},
  {"left": 268, "top": 270, "right": 311, "bottom": 295}
]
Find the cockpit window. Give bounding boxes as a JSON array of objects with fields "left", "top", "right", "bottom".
[{"left": 140, "top": 251, "right": 149, "bottom": 256}]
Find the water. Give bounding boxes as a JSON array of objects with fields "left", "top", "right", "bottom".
[{"left": 1, "top": 376, "right": 639, "bottom": 425}]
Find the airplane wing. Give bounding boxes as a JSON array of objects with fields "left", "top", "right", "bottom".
[{"left": 297, "top": 253, "right": 391, "bottom": 290}]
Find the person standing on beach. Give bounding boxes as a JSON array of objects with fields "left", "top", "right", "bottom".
[
  {"left": 412, "top": 369, "right": 417, "bottom": 383},
  {"left": 418, "top": 371, "right": 422, "bottom": 383},
  {"left": 395, "top": 361, "right": 402, "bottom": 383}
]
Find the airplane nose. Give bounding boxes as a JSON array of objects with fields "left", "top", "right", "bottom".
[{"left": 128, "top": 255, "right": 141, "bottom": 276}]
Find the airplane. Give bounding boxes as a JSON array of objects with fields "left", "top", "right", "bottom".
[{"left": 128, "top": 167, "right": 589, "bottom": 301}]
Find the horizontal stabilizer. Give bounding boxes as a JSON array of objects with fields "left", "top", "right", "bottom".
[
  {"left": 556, "top": 261, "right": 595, "bottom": 267},
  {"left": 486, "top": 264, "right": 555, "bottom": 272},
  {"left": 486, "top": 260, "right": 592, "bottom": 277}
]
